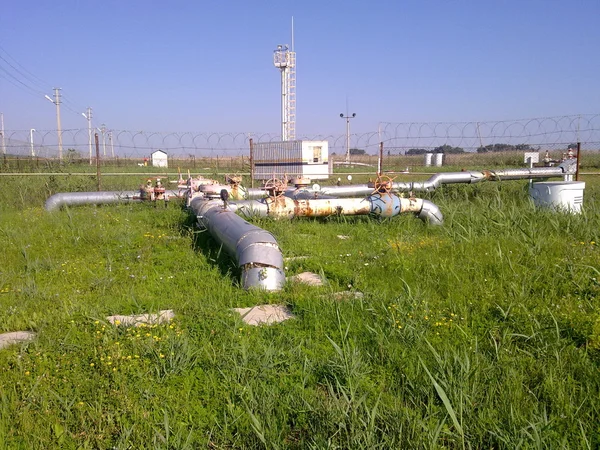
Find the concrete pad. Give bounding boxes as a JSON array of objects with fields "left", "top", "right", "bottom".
[
  {"left": 0, "top": 331, "right": 36, "bottom": 350},
  {"left": 329, "top": 291, "right": 364, "bottom": 301},
  {"left": 337, "top": 235, "right": 350, "bottom": 240},
  {"left": 233, "top": 304, "right": 294, "bottom": 326},
  {"left": 288, "top": 272, "right": 325, "bottom": 286},
  {"left": 106, "top": 309, "right": 175, "bottom": 327}
]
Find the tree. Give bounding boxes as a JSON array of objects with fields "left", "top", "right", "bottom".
[
  {"left": 406, "top": 148, "right": 428, "bottom": 155},
  {"left": 477, "top": 143, "right": 518, "bottom": 153},
  {"left": 433, "top": 144, "right": 464, "bottom": 154},
  {"left": 349, "top": 148, "right": 365, "bottom": 155},
  {"left": 515, "top": 144, "right": 533, "bottom": 151}
]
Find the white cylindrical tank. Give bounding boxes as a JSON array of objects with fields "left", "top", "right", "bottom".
[
  {"left": 529, "top": 181, "right": 585, "bottom": 214},
  {"left": 424, "top": 153, "right": 433, "bottom": 167},
  {"left": 434, "top": 153, "right": 444, "bottom": 167}
]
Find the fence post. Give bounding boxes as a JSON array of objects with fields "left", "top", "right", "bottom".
[
  {"left": 95, "top": 133, "right": 101, "bottom": 191},
  {"left": 576, "top": 142, "right": 581, "bottom": 181},
  {"left": 378, "top": 142, "right": 383, "bottom": 176},
  {"left": 249, "top": 138, "right": 254, "bottom": 188}
]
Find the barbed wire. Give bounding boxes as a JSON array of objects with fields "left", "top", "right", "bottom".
[
  {"left": 379, "top": 114, "right": 600, "bottom": 152},
  {"left": 2, "top": 115, "right": 599, "bottom": 159}
]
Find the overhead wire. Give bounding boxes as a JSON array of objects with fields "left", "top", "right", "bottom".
[
  {"left": 0, "top": 45, "right": 53, "bottom": 90},
  {"left": 0, "top": 45, "right": 105, "bottom": 126},
  {"left": 0, "top": 65, "right": 45, "bottom": 97}
]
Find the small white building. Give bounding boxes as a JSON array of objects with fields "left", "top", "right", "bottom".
[
  {"left": 253, "top": 140, "right": 329, "bottom": 180},
  {"left": 151, "top": 150, "right": 168, "bottom": 168}
]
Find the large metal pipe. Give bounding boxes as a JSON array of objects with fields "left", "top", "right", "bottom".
[
  {"left": 482, "top": 166, "right": 566, "bottom": 181},
  {"left": 393, "top": 171, "right": 486, "bottom": 192},
  {"left": 44, "top": 190, "right": 182, "bottom": 211},
  {"left": 189, "top": 198, "right": 285, "bottom": 291},
  {"left": 418, "top": 199, "right": 444, "bottom": 226},
  {"left": 283, "top": 159, "right": 578, "bottom": 198},
  {"left": 45, "top": 191, "right": 142, "bottom": 211},
  {"left": 227, "top": 194, "right": 443, "bottom": 225}
]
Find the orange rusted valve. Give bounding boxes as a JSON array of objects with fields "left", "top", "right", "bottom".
[
  {"left": 263, "top": 178, "right": 287, "bottom": 198},
  {"left": 371, "top": 175, "right": 395, "bottom": 195}
]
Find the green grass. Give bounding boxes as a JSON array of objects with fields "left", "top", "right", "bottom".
[{"left": 0, "top": 172, "right": 599, "bottom": 448}]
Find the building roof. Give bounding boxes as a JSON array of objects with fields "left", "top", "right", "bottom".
[{"left": 151, "top": 150, "right": 168, "bottom": 156}]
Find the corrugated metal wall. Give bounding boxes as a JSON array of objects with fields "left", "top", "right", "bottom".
[{"left": 253, "top": 141, "right": 303, "bottom": 179}]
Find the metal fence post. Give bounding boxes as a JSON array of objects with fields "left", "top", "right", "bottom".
[
  {"left": 576, "top": 142, "right": 581, "bottom": 181},
  {"left": 95, "top": 133, "right": 101, "bottom": 191},
  {"left": 249, "top": 138, "right": 254, "bottom": 188},
  {"left": 378, "top": 142, "right": 384, "bottom": 176}
]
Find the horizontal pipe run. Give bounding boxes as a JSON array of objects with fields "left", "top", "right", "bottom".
[
  {"left": 44, "top": 190, "right": 181, "bottom": 211},
  {"left": 483, "top": 167, "right": 565, "bottom": 180},
  {"left": 228, "top": 194, "right": 443, "bottom": 224},
  {"left": 290, "top": 160, "right": 578, "bottom": 197},
  {"left": 45, "top": 191, "right": 142, "bottom": 211}
]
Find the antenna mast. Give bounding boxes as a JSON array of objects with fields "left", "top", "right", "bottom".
[{"left": 273, "top": 18, "right": 296, "bottom": 141}]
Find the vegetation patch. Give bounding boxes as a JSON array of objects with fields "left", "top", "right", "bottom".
[{"left": 0, "top": 166, "right": 599, "bottom": 448}]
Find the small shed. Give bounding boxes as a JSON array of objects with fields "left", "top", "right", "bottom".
[
  {"left": 151, "top": 150, "right": 168, "bottom": 168},
  {"left": 253, "top": 140, "right": 329, "bottom": 180}
]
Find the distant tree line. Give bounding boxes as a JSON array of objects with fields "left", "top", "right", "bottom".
[
  {"left": 349, "top": 148, "right": 366, "bottom": 155},
  {"left": 405, "top": 145, "right": 465, "bottom": 155},
  {"left": 476, "top": 143, "right": 536, "bottom": 153}
]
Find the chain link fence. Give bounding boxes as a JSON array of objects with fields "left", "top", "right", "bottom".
[{"left": 1, "top": 115, "right": 599, "bottom": 172}]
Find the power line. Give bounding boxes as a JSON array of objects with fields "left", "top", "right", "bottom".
[
  {"left": 0, "top": 46, "right": 102, "bottom": 125},
  {"left": 0, "top": 67, "right": 45, "bottom": 97},
  {"left": 0, "top": 45, "right": 53, "bottom": 90}
]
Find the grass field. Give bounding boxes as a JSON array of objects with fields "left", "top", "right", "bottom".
[{"left": 0, "top": 166, "right": 599, "bottom": 448}]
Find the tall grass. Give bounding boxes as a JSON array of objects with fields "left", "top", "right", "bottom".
[{"left": 0, "top": 173, "right": 598, "bottom": 447}]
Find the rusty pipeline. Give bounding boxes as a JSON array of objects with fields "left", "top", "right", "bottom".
[{"left": 229, "top": 193, "right": 442, "bottom": 224}]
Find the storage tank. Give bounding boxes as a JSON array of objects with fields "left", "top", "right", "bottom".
[
  {"left": 424, "top": 153, "right": 433, "bottom": 167},
  {"left": 433, "top": 153, "right": 444, "bottom": 167},
  {"left": 529, "top": 181, "right": 585, "bottom": 214}
]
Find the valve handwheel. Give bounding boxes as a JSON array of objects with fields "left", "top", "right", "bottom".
[
  {"left": 263, "top": 178, "right": 286, "bottom": 198},
  {"left": 372, "top": 175, "right": 395, "bottom": 195}
]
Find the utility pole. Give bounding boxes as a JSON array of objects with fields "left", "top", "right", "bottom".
[
  {"left": 340, "top": 112, "right": 356, "bottom": 163},
  {"left": 0, "top": 112, "right": 5, "bottom": 155},
  {"left": 100, "top": 124, "right": 106, "bottom": 157},
  {"left": 29, "top": 128, "right": 36, "bottom": 157},
  {"left": 82, "top": 107, "right": 93, "bottom": 165},
  {"left": 95, "top": 133, "right": 101, "bottom": 191},
  {"left": 45, "top": 88, "right": 63, "bottom": 161},
  {"left": 109, "top": 130, "right": 114, "bottom": 158}
]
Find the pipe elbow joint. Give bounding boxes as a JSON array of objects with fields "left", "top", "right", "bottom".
[
  {"left": 45, "top": 194, "right": 64, "bottom": 211},
  {"left": 417, "top": 200, "right": 444, "bottom": 226}
]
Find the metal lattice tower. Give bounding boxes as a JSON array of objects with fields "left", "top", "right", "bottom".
[{"left": 273, "top": 43, "right": 296, "bottom": 141}]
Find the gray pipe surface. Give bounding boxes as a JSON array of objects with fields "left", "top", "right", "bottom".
[
  {"left": 283, "top": 160, "right": 577, "bottom": 197},
  {"left": 45, "top": 191, "right": 142, "bottom": 211},
  {"left": 485, "top": 167, "right": 565, "bottom": 180},
  {"left": 418, "top": 200, "right": 444, "bottom": 226},
  {"left": 189, "top": 198, "right": 285, "bottom": 291}
]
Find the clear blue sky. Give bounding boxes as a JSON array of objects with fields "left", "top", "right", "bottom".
[{"left": 1, "top": 0, "right": 599, "bottom": 135}]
